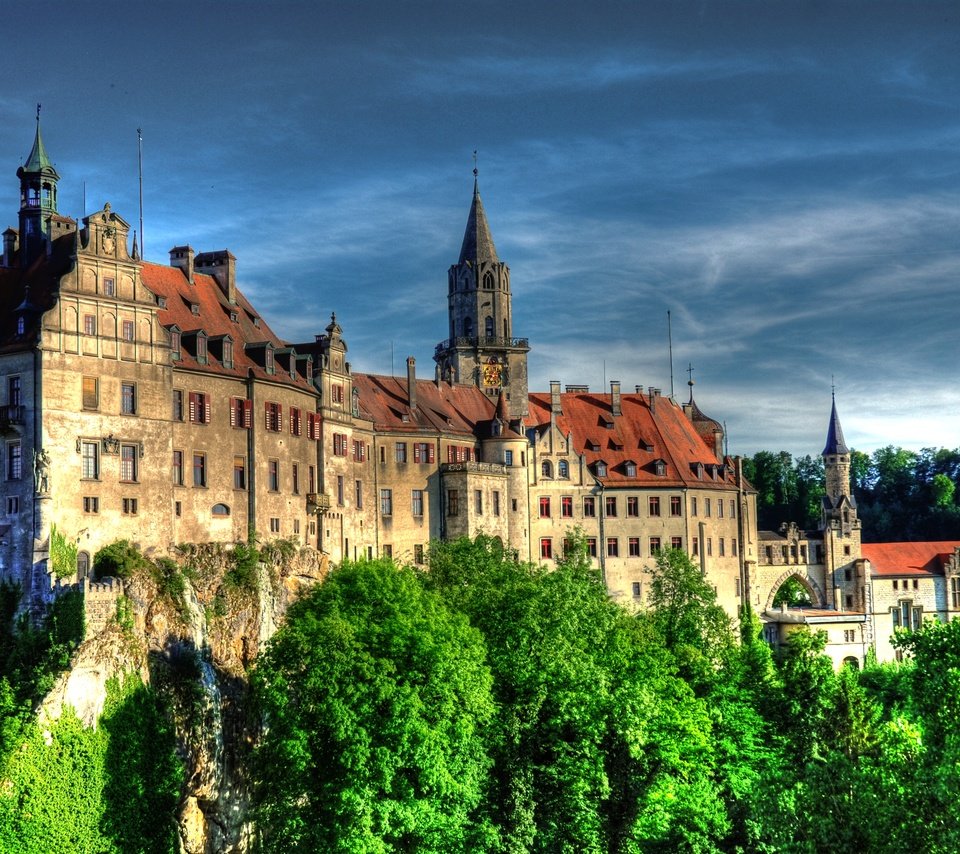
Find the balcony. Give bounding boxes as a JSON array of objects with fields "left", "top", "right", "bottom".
[
  {"left": 434, "top": 336, "right": 530, "bottom": 357},
  {"left": 440, "top": 461, "right": 508, "bottom": 476},
  {"left": 306, "top": 493, "right": 331, "bottom": 515},
  {"left": 0, "top": 405, "right": 24, "bottom": 426}
]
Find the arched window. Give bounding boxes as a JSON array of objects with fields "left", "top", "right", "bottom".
[
  {"left": 558, "top": 460, "right": 569, "bottom": 479},
  {"left": 77, "top": 551, "right": 91, "bottom": 581},
  {"left": 212, "top": 503, "right": 230, "bottom": 517},
  {"left": 485, "top": 316, "right": 494, "bottom": 338},
  {"left": 595, "top": 461, "right": 607, "bottom": 478},
  {"left": 842, "top": 656, "right": 860, "bottom": 670},
  {"left": 483, "top": 271, "right": 494, "bottom": 289},
  {"left": 542, "top": 460, "right": 553, "bottom": 478}
]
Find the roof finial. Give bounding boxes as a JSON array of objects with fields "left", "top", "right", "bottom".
[
  {"left": 686, "top": 363, "right": 695, "bottom": 404},
  {"left": 36, "top": 102, "right": 41, "bottom": 123},
  {"left": 472, "top": 149, "right": 478, "bottom": 180}
]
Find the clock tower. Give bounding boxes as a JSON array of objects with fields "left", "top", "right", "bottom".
[{"left": 434, "top": 174, "right": 529, "bottom": 417}]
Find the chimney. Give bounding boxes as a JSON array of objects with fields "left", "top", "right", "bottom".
[
  {"left": 610, "top": 380, "right": 621, "bottom": 417},
  {"left": 196, "top": 250, "right": 237, "bottom": 303},
  {"left": 169, "top": 245, "right": 195, "bottom": 283},
  {"left": 550, "top": 380, "right": 562, "bottom": 415},
  {"left": 648, "top": 386, "right": 658, "bottom": 413},
  {"left": 2, "top": 229, "right": 17, "bottom": 267},
  {"left": 407, "top": 356, "right": 417, "bottom": 410},
  {"left": 635, "top": 385, "right": 643, "bottom": 394}
]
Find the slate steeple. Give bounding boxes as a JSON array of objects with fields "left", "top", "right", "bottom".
[
  {"left": 821, "top": 393, "right": 857, "bottom": 529},
  {"left": 822, "top": 392, "right": 849, "bottom": 456},
  {"left": 458, "top": 178, "right": 499, "bottom": 265}
]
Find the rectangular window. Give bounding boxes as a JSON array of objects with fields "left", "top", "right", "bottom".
[
  {"left": 83, "top": 314, "right": 96, "bottom": 335},
  {"left": 540, "top": 538, "right": 553, "bottom": 560},
  {"left": 172, "top": 450, "right": 184, "bottom": 486},
  {"left": 411, "top": 489, "right": 424, "bottom": 516},
  {"left": 290, "top": 407, "right": 303, "bottom": 436},
  {"left": 627, "top": 496, "right": 639, "bottom": 517},
  {"left": 333, "top": 433, "right": 348, "bottom": 456},
  {"left": 307, "top": 412, "right": 321, "bottom": 440},
  {"left": 631, "top": 581, "right": 641, "bottom": 597},
  {"left": 5, "top": 496, "right": 17, "bottom": 515},
  {"left": 705, "top": 498, "right": 712, "bottom": 517},
  {"left": 82, "top": 441, "right": 100, "bottom": 479},
  {"left": 233, "top": 455, "right": 246, "bottom": 490},
  {"left": 222, "top": 339, "right": 234, "bottom": 368},
  {"left": 121, "top": 382, "right": 137, "bottom": 415},
  {"left": 605, "top": 496, "right": 617, "bottom": 517},
  {"left": 693, "top": 537, "right": 700, "bottom": 556},
  {"left": 707, "top": 538, "right": 713, "bottom": 557},
  {"left": 447, "top": 489, "right": 459, "bottom": 517},
  {"left": 953, "top": 578, "right": 960, "bottom": 610},
  {"left": 504, "top": 449, "right": 514, "bottom": 466},
  {"left": 691, "top": 496, "right": 698, "bottom": 517},
  {"left": 170, "top": 330, "right": 181, "bottom": 358},
  {"left": 586, "top": 538, "right": 598, "bottom": 558},
  {"left": 732, "top": 539, "right": 738, "bottom": 556},
  {"left": 81, "top": 376, "right": 99, "bottom": 410},
  {"left": 103, "top": 276, "right": 115, "bottom": 296},
  {"left": 293, "top": 463, "right": 301, "bottom": 495},
  {"left": 122, "top": 497, "right": 138, "bottom": 515},
  {"left": 6, "top": 377, "right": 19, "bottom": 408},
  {"left": 355, "top": 479, "right": 362, "bottom": 508},
  {"left": 337, "top": 476, "right": 344, "bottom": 506},
  {"left": 308, "top": 465, "right": 316, "bottom": 493},
  {"left": 229, "top": 397, "right": 251, "bottom": 428},
  {"left": 539, "top": 496, "right": 551, "bottom": 518},
  {"left": 628, "top": 537, "right": 641, "bottom": 557},
  {"left": 188, "top": 392, "right": 211, "bottom": 424},
  {"left": 82, "top": 496, "right": 98, "bottom": 514},
  {"left": 670, "top": 496, "right": 682, "bottom": 516},
  {"left": 719, "top": 538, "right": 726, "bottom": 557},
  {"left": 175, "top": 501, "right": 182, "bottom": 517},
  {"left": 650, "top": 537, "right": 661, "bottom": 554},
  {"left": 561, "top": 496, "right": 573, "bottom": 518},
  {"left": 380, "top": 488, "right": 393, "bottom": 516},
  {"left": 493, "top": 491, "right": 501, "bottom": 516},
  {"left": 395, "top": 442, "right": 407, "bottom": 463},
  {"left": 382, "top": 544, "right": 393, "bottom": 559},
  {"left": 607, "top": 537, "right": 619, "bottom": 558},
  {"left": 268, "top": 460, "right": 280, "bottom": 492},
  {"left": 474, "top": 489, "right": 483, "bottom": 515},
  {"left": 583, "top": 496, "right": 596, "bottom": 517},
  {"left": 7, "top": 441, "right": 21, "bottom": 480},
  {"left": 332, "top": 384, "right": 344, "bottom": 404},
  {"left": 265, "top": 402, "right": 282, "bottom": 432},
  {"left": 121, "top": 319, "right": 134, "bottom": 342},
  {"left": 730, "top": 499, "right": 736, "bottom": 519},
  {"left": 414, "top": 544, "right": 424, "bottom": 565},
  {"left": 649, "top": 496, "right": 661, "bottom": 516},
  {"left": 718, "top": 499, "right": 724, "bottom": 518},
  {"left": 672, "top": 536, "right": 683, "bottom": 550},
  {"left": 120, "top": 444, "right": 138, "bottom": 482},
  {"left": 270, "top": 517, "right": 280, "bottom": 533},
  {"left": 352, "top": 440, "right": 366, "bottom": 462},
  {"left": 413, "top": 443, "right": 435, "bottom": 464},
  {"left": 172, "top": 389, "right": 184, "bottom": 422},
  {"left": 193, "top": 453, "right": 206, "bottom": 487}
]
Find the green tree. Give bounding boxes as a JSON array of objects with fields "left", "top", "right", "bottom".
[{"left": 251, "top": 559, "right": 494, "bottom": 853}]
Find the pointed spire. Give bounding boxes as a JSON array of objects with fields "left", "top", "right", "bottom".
[
  {"left": 131, "top": 230, "right": 140, "bottom": 261},
  {"left": 21, "top": 105, "right": 59, "bottom": 179},
  {"left": 495, "top": 388, "right": 509, "bottom": 421},
  {"left": 822, "top": 393, "right": 849, "bottom": 456},
  {"left": 458, "top": 173, "right": 499, "bottom": 265}
]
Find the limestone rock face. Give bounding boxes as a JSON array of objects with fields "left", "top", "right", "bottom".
[{"left": 40, "top": 543, "right": 328, "bottom": 853}]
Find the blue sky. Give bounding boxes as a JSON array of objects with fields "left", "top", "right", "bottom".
[{"left": 2, "top": 1, "right": 958, "bottom": 456}]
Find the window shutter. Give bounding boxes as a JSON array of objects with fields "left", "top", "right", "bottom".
[
  {"left": 428, "top": 445, "right": 435, "bottom": 464},
  {"left": 278, "top": 404, "right": 283, "bottom": 432},
  {"left": 264, "top": 402, "right": 270, "bottom": 429},
  {"left": 230, "top": 399, "right": 238, "bottom": 428},
  {"left": 243, "top": 399, "right": 252, "bottom": 428},
  {"left": 188, "top": 392, "right": 197, "bottom": 423},
  {"left": 203, "top": 394, "right": 211, "bottom": 423}
]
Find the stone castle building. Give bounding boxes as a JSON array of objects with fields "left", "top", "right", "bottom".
[{"left": 1, "top": 119, "right": 956, "bottom": 666}]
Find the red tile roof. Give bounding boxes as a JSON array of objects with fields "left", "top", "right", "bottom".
[
  {"left": 526, "top": 390, "right": 743, "bottom": 490},
  {"left": 353, "top": 374, "right": 496, "bottom": 437},
  {"left": 142, "top": 261, "right": 313, "bottom": 390},
  {"left": 862, "top": 541, "right": 960, "bottom": 577}
]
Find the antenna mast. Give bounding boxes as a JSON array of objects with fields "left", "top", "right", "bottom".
[
  {"left": 137, "top": 128, "right": 144, "bottom": 258},
  {"left": 668, "top": 310, "right": 675, "bottom": 399}
]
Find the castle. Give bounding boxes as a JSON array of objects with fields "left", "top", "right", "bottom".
[{"left": 1, "top": 118, "right": 957, "bottom": 666}]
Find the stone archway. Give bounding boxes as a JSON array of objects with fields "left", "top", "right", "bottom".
[{"left": 765, "top": 569, "right": 827, "bottom": 611}]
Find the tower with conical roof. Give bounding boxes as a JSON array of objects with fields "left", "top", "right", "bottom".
[
  {"left": 822, "top": 392, "right": 855, "bottom": 519},
  {"left": 434, "top": 173, "right": 529, "bottom": 417},
  {"left": 16, "top": 107, "right": 60, "bottom": 264}
]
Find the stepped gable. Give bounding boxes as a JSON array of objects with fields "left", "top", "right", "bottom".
[
  {"left": 526, "top": 389, "right": 738, "bottom": 489},
  {"left": 862, "top": 541, "right": 960, "bottom": 577},
  {"left": 353, "top": 373, "right": 496, "bottom": 436},
  {"left": 143, "top": 261, "right": 312, "bottom": 388}
]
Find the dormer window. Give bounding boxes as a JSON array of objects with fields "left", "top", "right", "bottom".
[
  {"left": 196, "top": 333, "right": 208, "bottom": 364},
  {"left": 595, "top": 460, "right": 607, "bottom": 478},
  {"left": 169, "top": 328, "right": 181, "bottom": 359},
  {"left": 654, "top": 459, "right": 666, "bottom": 476},
  {"left": 222, "top": 339, "right": 234, "bottom": 369},
  {"left": 694, "top": 462, "right": 704, "bottom": 479},
  {"left": 624, "top": 461, "right": 637, "bottom": 477},
  {"left": 230, "top": 311, "right": 239, "bottom": 323},
  {"left": 265, "top": 346, "right": 275, "bottom": 374},
  {"left": 603, "top": 419, "right": 614, "bottom": 429},
  {"left": 253, "top": 316, "right": 261, "bottom": 328},
  {"left": 191, "top": 303, "right": 200, "bottom": 316},
  {"left": 157, "top": 296, "right": 167, "bottom": 308}
]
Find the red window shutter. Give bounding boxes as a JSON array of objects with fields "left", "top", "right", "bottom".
[
  {"left": 428, "top": 446, "right": 435, "bottom": 464},
  {"left": 188, "top": 392, "right": 197, "bottom": 423},
  {"left": 264, "top": 402, "right": 270, "bottom": 429},
  {"left": 243, "top": 399, "right": 252, "bottom": 428},
  {"left": 277, "top": 404, "right": 283, "bottom": 432},
  {"left": 230, "top": 398, "right": 238, "bottom": 427},
  {"left": 203, "top": 394, "right": 211, "bottom": 423}
]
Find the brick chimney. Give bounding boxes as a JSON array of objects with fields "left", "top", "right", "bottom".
[
  {"left": 196, "top": 250, "right": 236, "bottom": 303},
  {"left": 550, "top": 380, "right": 562, "bottom": 414},
  {"left": 407, "top": 356, "right": 417, "bottom": 410},
  {"left": 169, "top": 245, "right": 195, "bottom": 283},
  {"left": 2, "top": 228, "right": 17, "bottom": 267},
  {"left": 610, "top": 380, "right": 621, "bottom": 417}
]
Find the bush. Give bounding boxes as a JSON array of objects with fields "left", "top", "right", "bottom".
[{"left": 93, "top": 541, "right": 149, "bottom": 580}]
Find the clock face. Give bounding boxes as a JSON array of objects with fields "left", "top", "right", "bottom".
[{"left": 482, "top": 360, "right": 502, "bottom": 387}]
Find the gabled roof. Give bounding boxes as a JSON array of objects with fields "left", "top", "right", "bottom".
[
  {"left": 144, "top": 261, "right": 313, "bottom": 389},
  {"left": 526, "top": 390, "right": 746, "bottom": 490},
  {"left": 353, "top": 374, "right": 496, "bottom": 437},
  {"left": 458, "top": 179, "right": 499, "bottom": 265},
  {"left": 862, "top": 541, "right": 960, "bottom": 577}
]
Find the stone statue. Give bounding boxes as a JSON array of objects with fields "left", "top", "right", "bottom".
[{"left": 33, "top": 448, "right": 50, "bottom": 494}]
